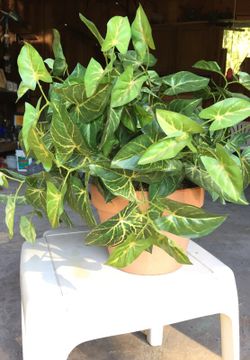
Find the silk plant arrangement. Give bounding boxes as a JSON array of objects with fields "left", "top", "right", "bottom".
[{"left": 1, "top": 5, "right": 250, "bottom": 268}]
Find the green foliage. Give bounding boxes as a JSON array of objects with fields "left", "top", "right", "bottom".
[{"left": 7, "top": 5, "right": 250, "bottom": 268}]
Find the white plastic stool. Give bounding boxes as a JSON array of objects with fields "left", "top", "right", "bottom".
[{"left": 20, "top": 228, "right": 239, "bottom": 360}]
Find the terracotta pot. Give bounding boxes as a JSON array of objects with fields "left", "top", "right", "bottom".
[{"left": 91, "top": 185, "right": 205, "bottom": 275}]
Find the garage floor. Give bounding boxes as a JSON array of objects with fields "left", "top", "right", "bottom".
[{"left": 0, "top": 183, "right": 249, "bottom": 360}]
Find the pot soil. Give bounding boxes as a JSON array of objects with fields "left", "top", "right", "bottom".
[{"left": 91, "top": 185, "right": 204, "bottom": 275}]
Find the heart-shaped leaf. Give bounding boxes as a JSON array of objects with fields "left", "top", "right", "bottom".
[
  {"left": 28, "top": 127, "right": 54, "bottom": 171},
  {"left": 20, "top": 216, "right": 36, "bottom": 243},
  {"left": 163, "top": 71, "right": 209, "bottom": 95},
  {"left": 102, "top": 16, "right": 131, "bottom": 54},
  {"left": 199, "top": 98, "right": 250, "bottom": 131},
  {"left": 153, "top": 235, "right": 192, "bottom": 264},
  {"left": 22, "top": 103, "right": 40, "bottom": 151},
  {"left": 84, "top": 58, "right": 104, "bottom": 97},
  {"left": 167, "top": 98, "right": 202, "bottom": 117},
  {"left": 46, "top": 181, "right": 65, "bottom": 228},
  {"left": 154, "top": 198, "right": 226, "bottom": 238},
  {"left": 193, "top": 60, "right": 223, "bottom": 75}
]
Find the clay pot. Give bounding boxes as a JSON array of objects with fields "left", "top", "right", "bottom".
[{"left": 91, "top": 185, "right": 205, "bottom": 275}]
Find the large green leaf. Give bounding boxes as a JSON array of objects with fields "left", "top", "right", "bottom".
[
  {"left": 22, "top": 103, "right": 39, "bottom": 151},
  {"left": 149, "top": 174, "right": 184, "bottom": 200},
  {"left": 17, "top": 43, "right": 52, "bottom": 90},
  {"left": 106, "top": 234, "right": 152, "bottom": 268},
  {"left": 153, "top": 235, "right": 191, "bottom": 264},
  {"left": 167, "top": 98, "right": 202, "bottom": 117},
  {"left": 64, "top": 63, "right": 86, "bottom": 85},
  {"left": 5, "top": 197, "right": 16, "bottom": 239},
  {"left": 131, "top": 4, "right": 155, "bottom": 59},
  {"left": 28, "top": 127, "right": 54, "bottom": 171},
  {"left": 134, "top": 104, "right": 153, "bottom": 127},
  {"left": 25, "top": 186, "right": 47, "bottom": 211},
  {"left": 84, "top": 58, "right": 104, "bottom": 97},
  {"left": 163, "top": 71, "right": 209, "bottom": 96},
  {"left": 46, "top": 181, "right": 65, "bottom": 228},
  {"left": 111, "top": 66, "right": 147, "bottom": 107},
  {"left": 238, "top": 71, "right": 250, "bottom": 91},
  {"left": 56, "top": 83, "right": 110, "bottom": 122},
  {"left": 89, "top": 164, "right": 136, "bottom": 201},
  {"left": 100, "top": 107, "right": 123, "bottom": 147},
  {"left": 154, "top": 198, "right": 226, "bottom": 238},
  {"left": 156, "top": 109, "right": 204, "bottom": 137},
  {"left": 201, "top": 144, "right": 244, "bottom": 203},
  {"left": 51, "top": 103, "right": 89, "bottom": 163},
  {"left": 79, "top": 13, "right": 104, "bottom": 46},
  {"left": 193, "top": 60, "right": 223, "bottom": 75},
  {"left": 120, "top": 106, "right": 137, "bottom": 132},
  {"left": 102, "top": 16, "right": 131, "bottom": 54},
  {"left": 138, "top": 134, "right": 189, "bottom": 164},
  {"left": 52, "top": 29, "right": 68, "bottom": 76},
  {"left": 68, "top": 175, "right": 96, "bottom": 226},
  {"left": 199, "top": 98, "right": 250, "bottom": 131},
  {"left": 20, "top": 216, "right": 36, "bottom": 243}
]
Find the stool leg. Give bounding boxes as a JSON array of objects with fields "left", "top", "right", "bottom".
[
  {"left": 147, "top": 326, "right": 164, "bottom": 346},
  {"left": 220, "top": 313, "right": 240, "bottom": 360}
]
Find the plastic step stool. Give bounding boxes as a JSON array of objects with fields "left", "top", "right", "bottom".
[{"left": 20, "top": 228, "right": 239, "bottom": 360}]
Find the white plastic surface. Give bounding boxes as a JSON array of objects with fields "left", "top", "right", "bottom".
[{"left": 20, "top": 228, "right": 239, "bottom": 360}]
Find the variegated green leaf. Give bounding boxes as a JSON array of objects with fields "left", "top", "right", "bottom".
[
  {"left": 0, "top": 172, "right": 8, "bottom": 188},
  {"left": 163, "top": 71, "right": 209, "bottom": 96},
  {"left": 111, "top": 65, "right": 147, "bottom": 107},
  {"left": 20, "top": 216, "right": 36, "bottom": 243},
  {"left": 17, "top": 43, "right": 52, "bottom": 90},
  {"left": 79, "top": 13, "right": 104, "bottom": 46},
  {"left": 52, "top": 29, "right": 68, "bottom": 76},
  {"left": 153, "top": 235, "right": 191, "bottom": 264},
  {"left": 102, "top": 16, "right": 131, "bottom": 54},
  {"left": 100, "top": 107, "right": 123, "bottom": 147},
  {"left": 89, "top": 164, "right": 136, "bottom": 201},
  {"left": 167, "top": 98, "right": 202, "bottom": 117},
  {"left": 201, "top": 144, "right": 244, "bottom": 203},
  {"left": 138, "top": 134, "right": 190, "bottom": 165},
  {"left": 44, "top": 58, "right": 54, "bottom": 69},
  {"left": 46, "top": 181, "right": 65, "bottom": 228},
  {"left": 84, "top": 58, "right": 104, "bottom": 97},
  {"left": 199, "top": 98, "right": 250, "bottom": 131},
  {"left": 238, "top": 71, "right": 250, "bottom": 90},
  {"left": 193, "top": 60, "right": 223, "bottom": 75},
  {"left": 149, "top": 173, "right": 184, "bottom": 200},
  {"left": 156, "top": 109, "right": 204, "bottom": 137},
  {"left": 134, "top": 104, "right": 153, "bottom": 127},
  {"left": 131, "top": 4, "right": 155, "bottom": 59},
  {"left": 64, "top": 63, "right": 86, "bottom": 85},
  {"left": 17, "top": 81, "right": 29, "bottom": 101},
  {"left": 106, "top": 234, "right": 152, "bottom": 268},
  {"left": 154, "top": 198, "right": 226, "bottom": 238},
  {"left": 28, "top": 127, "right": 54, "bottom": 171},
  {"left": 51, "top": 103, "right": 89, "bottom": 163},
  {"left": 25, "top": 186, "right": 47, "bottom": 211},
  {"left": 22, "top": 103, "right": 39, "bottom": 151},
  {"left": 56, "top": 83, "right": 110, "bottom": 123},
  {"left": 5, "top": 197, "right": 16, "bottom": 239},
  {"left": 68, "top": 176, "right": 96, "bottom": 226},
  {"left": 241, "top": 147, "right": 250, "bottom": 187}
]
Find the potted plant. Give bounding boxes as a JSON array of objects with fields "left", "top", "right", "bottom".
[{"left": 1, "top": 5, "right": 250, "bottom": 274}]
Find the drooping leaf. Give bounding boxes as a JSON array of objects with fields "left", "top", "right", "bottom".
[
  {"left": 52, "top": 29, "right": 68, "bottom": 76},
  {"left": 28, "top": 127, "right": 54, "bottom": 171},
  {"left": 199, "top": 98, "right": 250, "bottom": 131},
  {"left": 0, "top": 172, "right": 8, "bottom": 188},
  {"left": 17, "top": 43, "right": 52, "bottom": 90},
  {"left": 5, "top": 197, "right": 16, "bottom": 239},
  {"left": 20, "top": 216, "right": 36, "bottom": 243},
  {"left": 68, "top": 175, "right": 96, "bottom": 226},
  {"left": 131, "top": 4, "right": 155, "bottom": 59},
  {"left": 106, "top": 234, "right": 152, "bottom": 268},
  {"left": 102, "top": 16, "right": 131, "bottom": 54},
  {"left": 193, "top": 60, "right": 223, "bottom": 75},
  {"left": 46, "top": 181, "right": 65, "bottom": 228},
  {"left": 100, "top": 106, "right": 123, "bottom": 147},
  {"left": 17, "top": 81, "right": 29, "bottom": 101},
  {"left": 22, "top": 103, "right": 39, "bottom": 151},
  {"left": 89, "top": 164, "right": 136, "bottom": 201},
  {"left": 163, "top": 71, "right": 209, "bottom": 96},
  {"left": 154, "top": 198, "right": 226, "bottom": 238},
  {"left": 79, "top": 13, "right": 104, "bottom": 46},
  {"left": 138, "top": 134, "right": 190, "bottom": 164},
  {"left": 153, "top": 235, "right": 191, "bottom": 264},
  {"left": 167, "top": 98, "right": 202, "bottom": 117},
  {"left": 51, "top": 103, "right": 89, "bottom": 163},
  {"left": 156, "top": 109, "right": 204, "bottom": 137},
  {"left": 84, "top": 58, "right": 104, "bottom": 97},
  {"left": 111, "top": 65, "right": 147, "bottom": 107},
  {"left": 201, "top": 144, "right": 244, "bottom": 203}
]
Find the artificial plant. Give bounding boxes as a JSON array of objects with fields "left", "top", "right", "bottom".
[{"left": 1, "top": 5, "right": 250, "bottom": 268}]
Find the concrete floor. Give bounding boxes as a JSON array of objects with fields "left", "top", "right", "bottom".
[{"left": 0, "top": 183, "right": 250, "bottom": 360}]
